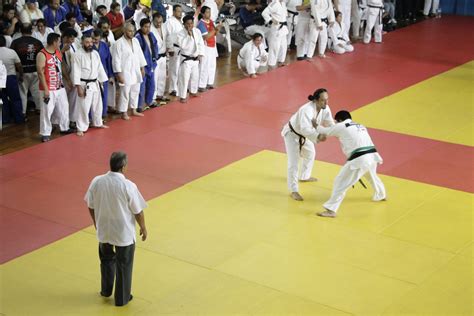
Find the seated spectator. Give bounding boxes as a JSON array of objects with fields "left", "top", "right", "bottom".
[
  {"left": 384, "top": 0, "right": 397, "bottom": 25},
  {"left": 19, "top": 0, "right": 44, "bottom": 26},
  {"left": 106, "top": 2, "right": 124, "bottom": 38},
  {"left": 33, "top": 18, "right": 54, "bottom": 45},
  {"left": 79, "top": 0, "right": 94, "bottom": 24},
  {"left": 43, "top": 0, "right": 68, "bottom": 28},
  {"left": 239, "top": 0, "right": 268, "bottom": 45},
  {"left": 55, "top": 13, "right": 83, "bottom": 39},
  {"left": 151, "top": 0, "right": 167, "bottom": 23},
  {"left": 237, "top": 32, "right": 268, "bottom": 78},
  {"left": 328, "top": 11, "right": 354, "bottom": 54},
  {"left": 133, "top": 3, "right": 151, "bottom": 27},
  {"left": 0, "top": 35, "right": 24, "bottom": 124},
  {"left": 123, "top": 0, "right": 137, "bottom": 22},
  {"left": 0, "top": 4, "right": 20, "bottom": 37},
  {"left": 93, "top": 5, "right": 108, "bottom": 25},
  {"left": 11, "top": 24, "right": 44, "bottom": 114},
  {"left": 62, "top": 0, "right": 85, "bottom": 24}
]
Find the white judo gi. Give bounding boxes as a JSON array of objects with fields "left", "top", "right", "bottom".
[
  {"left": 351, "top": 0, "right": 367, "bottom": 38},
  {"left": 281, "top": 102, "right": 334, "bottom": 193},
  {"left": 317, "top": 119, "right": 386, "bottom": 212},
  {"left": 111, "top": 37, "right": 147, "bottom": 112},
  {"left": 310, "top": 0, "right": 335, "bottom": 57},
  {"left": 335, "top": 0, "right": 352, "bottom": 38},
  {"left": 165, "top": 16, "right": 184, "bottom": 94},
  {"left": 286, "top": 0, "right": 300, "bottom": 46},
  {"left": 294, "top": 0, "right": 312, "bottom": 58},
  {"left": 262, "top": 0, "right": 289, "bottom": 66},
  {"left": 237, "top": 39, "right": 268, "bottom": 75},
  {"left": 176, "top": 27, "right": 205, "bottom": 99},
  {"left": 328, "top": 21, "right": 354, "bottom": 54},
  {"left": 151, "top": 23, "right": 168, "bottom": 99},
  {"left": 72, "top": 47, "right": 108, "bottom": 133},
  {"left": 363, "top": 0, "right": 383, "bottom": 44}
]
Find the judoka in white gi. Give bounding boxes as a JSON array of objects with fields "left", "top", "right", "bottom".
[
  {"left": 176, "top": 15, "right": 205, "bottom": 103},
  {"left": 150, "top": 12, "right": 169, "bottom": 102},
  {"left": 329, "top": 11, "right": 354, "bottom": 54},
  {"left": 281, "top": 88, "right": 334, "bottom": 201},
  {"left": 363, "top": 0, "right": 383, "bottom": 44},
  {"left": 333, "top": 0, "right": 352, "bottom": 38},
  {"left": 72, "top": 34, "right": 109, "bottom": 136},
  {"left": 262, "top": 0, "right": 289, "bottom": 67},
  {"left": 111, "top": 22, "right": 147, "bottom": 120},
  {"left": 294, "top": 0, "right": 312, "bottom": 60},
  {"left": 165, "top": 5, "right": 184, "bottom": 96},
  {"left": 310, "top": 0, "right": 335, "bottom": 58},
  {"left": 351, "top": 0, "right": 367, "bottom": 40},
  {"left": 237, "top": 33, "right": 268, "bottom": 78},
  {"left": 286, "top": 0, "right": 300, "bottom": 47},
  {"left": 315, "top": 110, "right": 386, "bottom": 218}
]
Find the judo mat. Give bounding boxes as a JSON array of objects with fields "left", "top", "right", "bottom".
[{"left": 1, "top": 16, "right": 473, "bottom": 315}]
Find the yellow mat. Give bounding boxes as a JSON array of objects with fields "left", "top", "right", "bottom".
[
  {"left": 352, "top": 61, "right": 474, "bottom": 146},
  {"left": 1, "top": 151, "right": 472, "bottom": 315}
]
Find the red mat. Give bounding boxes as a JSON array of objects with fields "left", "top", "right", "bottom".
[{"left": 1, "top": 16, "right": 473, "bottom": 264}]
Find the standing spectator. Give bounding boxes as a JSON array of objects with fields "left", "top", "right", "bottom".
[
  {"left": 85, "top": 151, "right": 148, "bottom": 307},
  {"left": 19, "top": 0, "right": 45, "bottom": 26},
  {"left": 262, "top": 0, "right": 288, "bottom": 67},
  {"left": 363, "top": 0, "right": 383, "bottom": 44},
  {"left": 197, "top": 6, "right": 222, "bottom": 92},
  {"left": 11, "top": 24, "right": 44, "bottom": 115},
  {"left": 0, "top": 35, "right": 24, "bottom": 124},
  {"left": 106, "top": 2, "right": 124, "bottom": 38},
  {"left": 33, "top": 18, "right": 54, "bottom": 46},
  {"left": 135, "top": 18, "right": 158, "bottom": 111},
  {"left": 43, "top": 0, "right": 68, "bottom": 29},
  {"left": 311, "top": 0, "right": 335, "bottom": 58},
  {"left": 150, "top": 12, "right": 169, "bottom": 103},
  {"left": 62, "top": 0, "right": 85, "bottom": 24}
]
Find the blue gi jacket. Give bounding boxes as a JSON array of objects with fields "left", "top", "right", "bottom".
[
  {"left": 94, "top": 41, "right": 114, "bottom": 78},
  {"left": 43, "top": 6, "right": 68, "bottom": 28},
  {"left": 135, "top": 31, "right": 159, "bottom": 74}
]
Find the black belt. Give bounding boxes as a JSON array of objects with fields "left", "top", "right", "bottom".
[
  {"left": 238, "top": 53, "right": 261, "bottom": 62},
  {"left": 279, "top": 21, "right": 288, "bottom": 30},
  {"left": 157, "top": 52, "right": 167, "bottom": 60},
  {"left": 337, "top": 37, "right": 345, "bottom": 40},
  {"left": 288, "top": 122, "right": 306, "bottom": 152},
  {"left": 348, "top": 148, "right": 377, "bottom": 161},
  {"left": 310, "top": 16, "right": 329, "bottom": 25},
  {"left": 288, "top": 10, "right": 298, "bottom": 27},
  {"left": 181, "top": 54, "right": 199, "bottom": 64},
  {"left": 368, "top": 5, "right": 383, "bottom": 9},
  {"left": 80, "top": 78, "right": 102, "bottom": 96},
  {"left": 287, "top": 9, "right": 298, "bottom": 16},
  {"left": 368, "top": 5, "right": 384, "bottom": 23}
]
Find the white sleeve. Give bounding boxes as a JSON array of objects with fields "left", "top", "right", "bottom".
[
  {"left": 299, "top": 111, "right": 319, "bottom": 143},
  {"left": 71, "top": 52, "right": 81, "bottom": 86},
  {"left": 195, "top": 29, "right": 205, "bottom": 56},
  {"left": 111, "top": 42, "right": 122, "bottom": 73},
  {"left": 317, "top": 123, "right": 344, "bottom": 137},
  {"left": 328, "top": 2, "right": 336, "bottom": 22},
  {"left": 328, "top": 24, "right": 338, "bottom": 43},
  {"left": 84, "top": 178, "right": 97, "bottom": 209},
  {"left": 96, "top": 53, "right": 108, "bottom": 83},
  {"left": 311, "top": 3, "right": 321, "bottom": 27},
  {"left": 244, "top": 46, "right": 256, "bottom": 74},
  {"left": 261, "top": 5, "right": 272, "bottom": 24},
  {"left": 127, "top": 182, "right": 147, "bottom": 215}
]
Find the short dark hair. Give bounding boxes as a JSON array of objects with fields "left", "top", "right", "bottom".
[
  {"left": 21, "top": 23, "right": 33, "bottom": 35},
  {"left": 92, "top": 28, "right": 103, "bottom": 38},
  {"left": 110, "top": 2, "right": 121, "bottom": 10},
  {"left": 152, "top": 12, "right": 163, "bottom": 20},
  {"left": 110, "top": 151, "right": 128, "bottom": 172},
  {"left": 96, "top": 4, "right": 107, "bottom": 12},
  {"left": 173, "top": 4, "right": 182, "bottom": 11},
  {"left": 0, "top": 35, "right": 6, "bottom": 47},
  {"left": 47, "top": 32, "right": 61, "bottom": 45},
  {"left": 62, "top": 27, "right": 78, "bottom": 38},
  {"left": 308, "top": 88, "right": 328, "bottom": 101},
  {"left": 97, "top": 16, "right": 111, "bottom": 27},
  {"left": 252, "top": 32, "right": 263, "bottom": 40},
  {"left": 334, "top": 110, "right": 352, "bottom": 122},
  {"left": 66, "top": 12, "right": 76, "bottom": 21},
  {"left": 3, "top": 4, "right": 15, "bottom": 13},
  {"left": 182, "top": 15, "right": 194, "bottom": 24},
  {"left": 140, "top": 17, "right": 151, "bottom": 28},
  {"left": 36, "top": 18, "right": 47, "bottom": 26},
  {"left": 59, "top": 21, "right": 72, "bottom": 33},
  {"left": 81, "top": 33, "right": 92, "bottom": 41}
]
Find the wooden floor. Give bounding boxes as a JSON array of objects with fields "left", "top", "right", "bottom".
[{"left": 0, "top": 48, "right": 298, "bottom": 155}]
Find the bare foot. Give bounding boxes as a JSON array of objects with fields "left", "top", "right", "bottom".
[
  {"left": 317, "top": 209, "right": 337, "bottom": 218},
  {"left": 132, "top": 110, "right": 144, "bottom": 117},
  {"left": 250, "top": 74, "right": 257, "bottom": 79},
  {"left": 180, "top": 98, "right": 187, "bottom": 103},
  {"left": 189, "top": 93, "right": 198, "bottom": 97},
  {"left": 76, "top": 131, "right": 84, "bottom": 137},
  {"left": 318, "top": 54, "right": 327, "bottom": 59},
  {"left": 99, "top": 125, "right": 109, "bottom": 129},
  {"left": 121, "top": 113, "right": 131, "bottom": 120},
  {"left": 277, "top": 62, "right": 287, "bottom": 67},
  {"left": 290, "top": 192, "right": 304, "bottom": 201},
  {"left": 299, "top": 177, "right": 318, "bottom": 183}
]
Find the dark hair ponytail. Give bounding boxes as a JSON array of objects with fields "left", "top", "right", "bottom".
[{"left": 308, "top": 88, "right": 328, "bottom": 101}]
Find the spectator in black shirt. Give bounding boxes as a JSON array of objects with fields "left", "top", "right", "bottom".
[
  {"left": 0, "top": 4, "right": 20, "bottom": 37},
  {"left": 11, "top": 24, "right": 44, "bottom": 114}
]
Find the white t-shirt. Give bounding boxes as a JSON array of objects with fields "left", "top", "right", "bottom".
[
  {"left": 0, "top": 47, "right": 21, "bottom": 76},
  {"left": 0, "top": 61, "right": 7, "bottom": 88},
  {"left": 85, "top": 171, "right": 147, "bottom": 246}
]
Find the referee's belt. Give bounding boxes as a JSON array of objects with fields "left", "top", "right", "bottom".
[
  {"left": 287, "top": 9, "right": 298, "bottom": 16},
  {"left": 288, "top": 122, "right": 306, "bottom": 152},
  {"left": 347, "top": 147, "right": 377, "bottom": 161},
  {"left": 180, "top": 54, "right": 199, "bottom": 63}
]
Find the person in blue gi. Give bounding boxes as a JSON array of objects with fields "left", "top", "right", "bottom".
[
  {"left": 43, "top": 0, "right": 68, "bottom": 29},
  {"left": 61, "top": 0, "right": 84, "bottom": 24},
  {"left": 135, "top": 18, "right": 158, "bottom": 111},
  {"left": 92, "top": 29, "right": 114, "bottom": 118}
]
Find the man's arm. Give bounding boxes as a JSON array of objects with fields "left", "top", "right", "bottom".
[
  {"left": 134, "top": 211, "right": 147, "bottom": 241},
  {"left": 36, "top": 52, "right": 49, "bottom": 97},
  {"left": 88, "top": 208, "right": 96, "bottom": 229}
]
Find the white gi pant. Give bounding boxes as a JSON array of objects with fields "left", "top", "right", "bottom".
[
  {"left": 423, "top": 0, "right": 440, "bottom": 15},
  {"left": 168, "top": 53, "right": 180, "bottom": 93},
  {"left": 287, "top": 10, "right": 298, "bottom": 46},
  {"left": 309, "top": 22, "right": 329, "bottom": 57},
  {"left": 19, "top": 72, "right": 41, "bottom": 112},
  {"left": 338, "top": 0, "right": 352, "bottom": 38},
  {"left": 295, "top": 17, "right": 311, "bottom": 57},
  {"left": 333, "top": 42, "right": 354, "bottom": 54},
  {"left": 364, "top": 7, "right": 383, "bottom": 43},
  {"left": 75, "top": 83, "right": 103, "bottom": 132},
  {"left": 153, "top": 56, "right": 167, "bottom": 98},
  {"left": 237, "top": 55, "right": 267, "bottom": 74},
  {"left": 117, "top": 83, "right": 141, "bottom": 112},
  {"left": 40, "top": 88, "right": 69, "bottom": 136},
  {"left": 67, "top": 89, "right": 78, "bottom": 122},
  {"left": 351, "top": 0, "right": 365, "bottom": 38},
  {"left": 283, "top": 131, "right": 316, "bottom": 193},
  {"left": 198, "top": 45, "right": 217, "bottom": 89},
  {"left": 323, "top": 154, "right": 386, "bottom": 212},
  {"left": 178, "top": 58, "right": 199, "bottom": 99},
  {"left": 107, "top": 81, "right": 116, "bottom": 109},
  {"left": 267, "top": 24, "right": 288, "bottom": 66}
]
